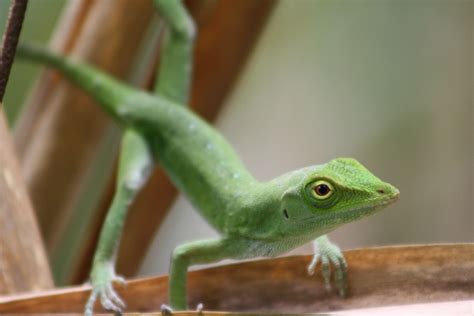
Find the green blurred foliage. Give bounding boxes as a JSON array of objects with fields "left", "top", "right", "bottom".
[{"left": 0, "top": 0, "right": 65, "bottom": 123}]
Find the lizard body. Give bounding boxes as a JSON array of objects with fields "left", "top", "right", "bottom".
[{"left": 16, "top": 0, "right": 399, "bottom": 313}]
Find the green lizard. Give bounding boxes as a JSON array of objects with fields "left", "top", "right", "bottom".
[{"left": 16, "top": 0, "right": 399, "bottom": 314}]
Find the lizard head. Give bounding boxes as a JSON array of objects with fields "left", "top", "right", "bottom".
[{"left": 278, "top": 157, "right": 399, "bottom": 236}]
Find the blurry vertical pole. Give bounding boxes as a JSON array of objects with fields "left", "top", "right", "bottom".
[
  {"left": 0, "top": 114, "right": 54, "bottom": 294},
  {"left": 0, "top": 0, "right": 54, "bottom": 293},
  {"left": 14, "top": 0, "right": 156, "bottom": 247},
  {"left": 13, "top": 0, "right": 157, "bottom": 284}
]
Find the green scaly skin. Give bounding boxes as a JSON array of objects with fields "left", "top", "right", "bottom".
[{"left": 16, "top": 0, "right": 399, "bottom": 313}]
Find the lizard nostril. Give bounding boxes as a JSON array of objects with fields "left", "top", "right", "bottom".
[{"left": 376, "top": 189, "right": 385, "bottom": 194}]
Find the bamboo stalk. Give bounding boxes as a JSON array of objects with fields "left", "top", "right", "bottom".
[
  {"left": 0, "top": 0, "right": 53, "bottom": 294},
  {"left": 0, "top": 110, "right": 53, "bottom": 294}
]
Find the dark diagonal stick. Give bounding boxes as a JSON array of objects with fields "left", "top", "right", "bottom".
[{"left": 0, "top": 0, "right": 29, "bottom": 103}]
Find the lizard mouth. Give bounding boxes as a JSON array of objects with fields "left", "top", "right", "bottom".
[
  {"left": 313, "top": 192, "right": 399, "bottom": 227},
  {"left": 283, "top": 189, "right": 400, "bottom": 238}
]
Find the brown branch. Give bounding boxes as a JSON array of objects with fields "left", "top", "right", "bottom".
[
  {"left": 0, "top": 0, "right": 29, "bottom": 102},
  {"left": 0, "top": 244, "right": 471, "bottom": 313}
]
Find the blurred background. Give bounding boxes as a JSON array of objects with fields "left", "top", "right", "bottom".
[{"left": 1, "top": 0, "right": 472, "bottom": 288}]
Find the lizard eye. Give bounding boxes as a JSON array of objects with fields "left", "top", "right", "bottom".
[{"left": 311, "top": 181, "right": 334, "bottom": 200}]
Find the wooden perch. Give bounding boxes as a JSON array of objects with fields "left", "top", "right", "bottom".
[{"left": 0, "top": 244, "right": 472, "bottom": 313}]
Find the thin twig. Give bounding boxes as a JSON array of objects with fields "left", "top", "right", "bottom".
[{"left": 0, "top": 0, "right": 29, "bottom": 103}]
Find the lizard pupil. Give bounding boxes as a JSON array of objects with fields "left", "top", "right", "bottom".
[{"left": 315, "top": 184, "right": 330, "bottom": 196}]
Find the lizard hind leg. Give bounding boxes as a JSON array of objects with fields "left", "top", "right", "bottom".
[{"left": 85, "top": 128, "right": 154, "bottom": 316}]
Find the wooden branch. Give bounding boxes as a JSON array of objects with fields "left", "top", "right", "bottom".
[
  {"left": 0, "top": 245, "right": 471, "bottom": 313},
  {"left": 0, "top": 110, "right": 53, "bottom": 294}
]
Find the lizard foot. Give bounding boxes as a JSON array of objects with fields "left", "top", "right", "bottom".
[
  {"left": 85, "top": 263, "right": 126, "bottom": 316},
  {"left": 307, "top": 240, "right": 348, "bottom": 297}
]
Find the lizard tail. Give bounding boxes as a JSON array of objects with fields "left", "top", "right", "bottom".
[{"left": 16, "top": 43, "right": 136, "bottom": 123}]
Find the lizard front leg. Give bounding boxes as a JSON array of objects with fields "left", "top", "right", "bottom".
[
  {"left": 307, "top": 235, "right": 348, "bottom": 297},
  {"left": 85, "top": 128, "right": 153, "bottom": 315},
  {"left": 167, "top": 238, "right": 238, "bottom": 310}
]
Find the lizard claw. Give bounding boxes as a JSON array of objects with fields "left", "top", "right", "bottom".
[
  {"left": 161, "top": 304, "right": 173, "bottom": 315},
  {"left": 160, "top": 303, "right": 202, "bottom": 314},
  {"left": 113, "top": 275, "right": 127, "bottom": 286},
  {"left": 105, "top": 282, "right": 126, "bottom": 309},
  {"left": 196, "top": 303, "right": 204, "bottom": 314},
  {"left": 85, "top": 289, "right": 98, "bottom": 316},
  {"left": 85, "top": 263, "right": 127, "bottom": 316},
  {"left": 308, "top": 237, "right": 348, "bottom": 297}
]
